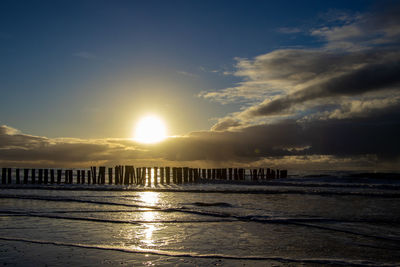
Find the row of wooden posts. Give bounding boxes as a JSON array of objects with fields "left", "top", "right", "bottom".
[{"left": 1, "top": 167, "right": 288, "bottom": 185}]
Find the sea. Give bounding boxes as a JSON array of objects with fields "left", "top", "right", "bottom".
[{"left": 1, "top": 170, "right": 400, "bottom": 266}]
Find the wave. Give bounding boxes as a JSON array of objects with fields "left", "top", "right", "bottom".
[
  {"left": 1, "top": 186, "right": 400, "bottom": 197},
  {"left": 185, "top": 202, "right": 233, "bottom": 207},
  {"left": 2, "top": 207, "right": 400, "bottom": 245},
  {"left": 0, "top": 236, "right": 397, "bottom": 266}
]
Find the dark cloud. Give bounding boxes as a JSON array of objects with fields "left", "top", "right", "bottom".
[{"left": 246, "top": 58, "right": 400, "bottom": 117}]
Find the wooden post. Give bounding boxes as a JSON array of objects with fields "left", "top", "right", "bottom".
[
  {"left": 252, "top": 169, "right": 257, "bottom": 181},
  {"left": 99, "top": 166, "right": 106, "bottom": 184},
  {"left": 194, "top": 168, "right": 199, "bottom": 182},
  {"left": 7, "top": 168, "right": 12, "bottom": 184},
  {"left": 201, "top": 169, "right": 206, "bottom": 179},
  {"left": 258, "top": 168, "right": 264, "bottom": 180},
  {"left": 147, "top": 167, "right": 152, "bottom": 186},
  {"left": 81, "top": 170, "right": 85, "bottom": 184},
  {"left": 16, "top": 168, "right": 20, "bottom": 184},
  {"left": 172, "top": 167, "right": 176, "bottom": 184},
  {"left": 165, "top": 167, "right": 170, "bottom": 184},
  {"left": 44, "top": 169, "right": 48, "bottom": 184},
  {"left": 189, "top": 168, "right": 193, "bottom": 183},
  {"left": 276, "top": 169, "right": 280, "bottom": 179},
  {"left": 64, "top": 170, "right": 68, "bottom": 184},
  {"left": 212, "top": 169, "right": 216, "bottom": 179},
  {"left": 108, "top": 168, "right": 113, "bottom": 185},
  {"left": 77, "top": 170, "right": 81, "bottom": 184},
  {"left": 160, "top": 167, "right": 164, "bottom": 184},
  {"left": 87, "top": 170, "right": 91, "bottom": 184},
  {"left": 136, "top": 168, "right": 141, "bottom": 185},
  {"left": 1, "top": 168, "right": 6, "bottom": 184},
  {"left": 50, "top": 169, "right": 55, "bottom": 184},
  {"left": 91, "top": 167, "right": 97, "bottom": 184},
  {"left": 216, "top": 169, "right": 221, "bottom": 180},
  {"left": 271, "top": 169, "right": 276, "bottom": 179},
  {"left": 183, "top": 167, "right": 188, "bottom": 183},
  {"left": 31, "top": 169, "right": 36, "bottom": 184},
  {"left": 24, "top": 168, "right": 29, "bottom": 184},
  {"left": 280, "top": 170, "right": 287, "bottom": 178},
  {"left": 177, "top": 168, "right": 183, "bottom": 184},
  {"left": 154, "top": 167, "right": 158, "bottom": 185},
  {"left": 228, "top": 168, "right": 233, "bottom": 180},
  {"left": 38, "top": 169, "right": 43, "bottom": 184},
  {"left": 266, "top": 168, "right": 271, "bottom": 179},
  {"left": 57, "top": 169, "right": 62, "bottom": 184},
  {"left": 140, "top": 167, "right": 145, "bottom": 185},
  {"left": 239, "top": 168, "right": 244, "bottom": 180}
]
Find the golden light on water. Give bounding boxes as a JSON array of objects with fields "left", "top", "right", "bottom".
[
  {"left": 139, "top": 192, "right": 160, "bottom": 247},
  {"left": 134, "top": 115, "right": 167, "bottom": 144}
]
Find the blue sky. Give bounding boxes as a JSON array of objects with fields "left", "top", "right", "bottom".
[
  {"left": 0, "top": 0, "right": 372, "bottom": 138},
  {"left": 1, "top": 0, "right": 399, "bottom": 169}
]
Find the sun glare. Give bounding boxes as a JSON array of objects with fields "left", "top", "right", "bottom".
[{"left": 134, "top": 115, "right": 167, "bottom": 143}]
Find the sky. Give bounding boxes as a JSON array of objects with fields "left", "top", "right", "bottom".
[{"left": 1, "top": 0, "right": 400, "bottom": 170}]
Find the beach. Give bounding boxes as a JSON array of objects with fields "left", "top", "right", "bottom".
[{"left": 1, "top": 173, "right": 400, "bottom": 266}]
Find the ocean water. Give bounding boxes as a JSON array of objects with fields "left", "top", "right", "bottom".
[{"left": 1, "top": 173, "right": 400, "bottom": 266}]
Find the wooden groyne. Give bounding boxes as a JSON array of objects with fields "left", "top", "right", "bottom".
[{"left": 1, "top": 167, "right": 287, "bottom": 186}]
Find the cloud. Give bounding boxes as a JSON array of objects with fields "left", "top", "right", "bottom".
[
  {"left": 201, "top": 3, "right": 400, "bottom": 128},
  {"left": 177, "top": 71, "right": 198, "bottom": 77},
  {"left": 2, "top": 114, "right": 399, "bottom": 170}
]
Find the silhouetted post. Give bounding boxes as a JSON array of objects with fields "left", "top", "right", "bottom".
[
  {"left": 178, "top": 168, "right": 183, "bottom": 184},
  {"left": 258, "top": 168, "right": 264, "bottom": 180},
  {"left": 194, "top": 168, "right": 200, "bottom": 182},
  {"left": 188, "top": 168, "right": 193, "bottom": 182},
  {"left": 252, "top": 169, "right": 257, "bottom": 181},
  {"left": 108, "top": 168, "right": 113, "bottom": 185},
  {"left": 91, "top": 167, "right": 97, "bottom": 184},
  {"left": 216, "top": 169, "right": 220, "bottom": 179},
  {"left": 153, "top": 167, "right": 157, "bottom": 185},
  {"left": 271, "top": 169, "right": 276, "bottom": 179},
  {"left": 136, "top": 168, "right": 141, "bottom": 185},
  {"left": 31, "top": 169, "right": 36, "bottom": 184},
  {"left": 57, "top": 169, "right": 62, "bottom": 184},
  {"left": 24, "top": 168, "right": 29, "bottom": 184},
  {"left": 131, "top": 166, "right": 136, "bottom": 184},
  {"left": 266, "top": 168, "right": 271, "bottom": 179},
  {"left": 15, "top": 168, "right": 20, "bottom": 184},
  {"left": 276, "top": 169, "right": 280, "bottom": 179},
  {"left": 50, "top": 169, "right": 55, "bottom": 184},
  {"left": 77, "top": 170, "right": 81, "bottom": 184},
  {"left": 183, "top": 167, "right": 188, "bottom": 183},
  {"left": 172, "top": 167, "right": 176, "bottom": 184},
  {"left": 7, "top": 168, "right": 11, "bottom": 184},
  {"left": 87, "top": 170, "right": 91, "bottom": 184},
  {"left": 239, "top": 168, "right": 244, "bottom": 180},
  {"left": 141, "top": 167, "right": 146, "bottom": 185},
  {"left": 43, "top": 169, "right": 48, "bottom": 184},
  {"left": 160, "top": 167, "right": 164, "bottom": 184},
  {"left": 233, "top": 168, "right": 238, "bottom": 180},
  {"left": 165, "top": 167, "right": 170, "bottom": 184},
  {"left": 64, "top": 170, "right": 68, "bottom": 184},
  {"left": 206, "top": 169, "right": 210, "bottom": 180},
  {"left": 98, "top": 166, "right": 106, "bottom": 184},
  {"left": 81, "top": 170, "right": 85, "bottom": 184},
  {"left": 280, "top": 170, "right": 287, "bottom": 178},
  {"left": 38, "top": 169, "right": 43, "bottom": 184},
  {"left": 228, "top": 168, "right": 233, "bottom": 180},
  {"left": 211, "top": 169, "right": 216, "bottom": 179},
  {"left": 1, "top": 168, "right": 6, "bottom": 184}
]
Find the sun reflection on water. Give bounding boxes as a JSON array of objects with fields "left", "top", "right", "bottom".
[{"left": 138, "top": 192, "right": 159, "bottom": 247}]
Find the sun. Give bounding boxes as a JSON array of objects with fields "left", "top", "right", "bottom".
[{"left": 134, "top": 115, "right": 167, "bottom": 143}]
